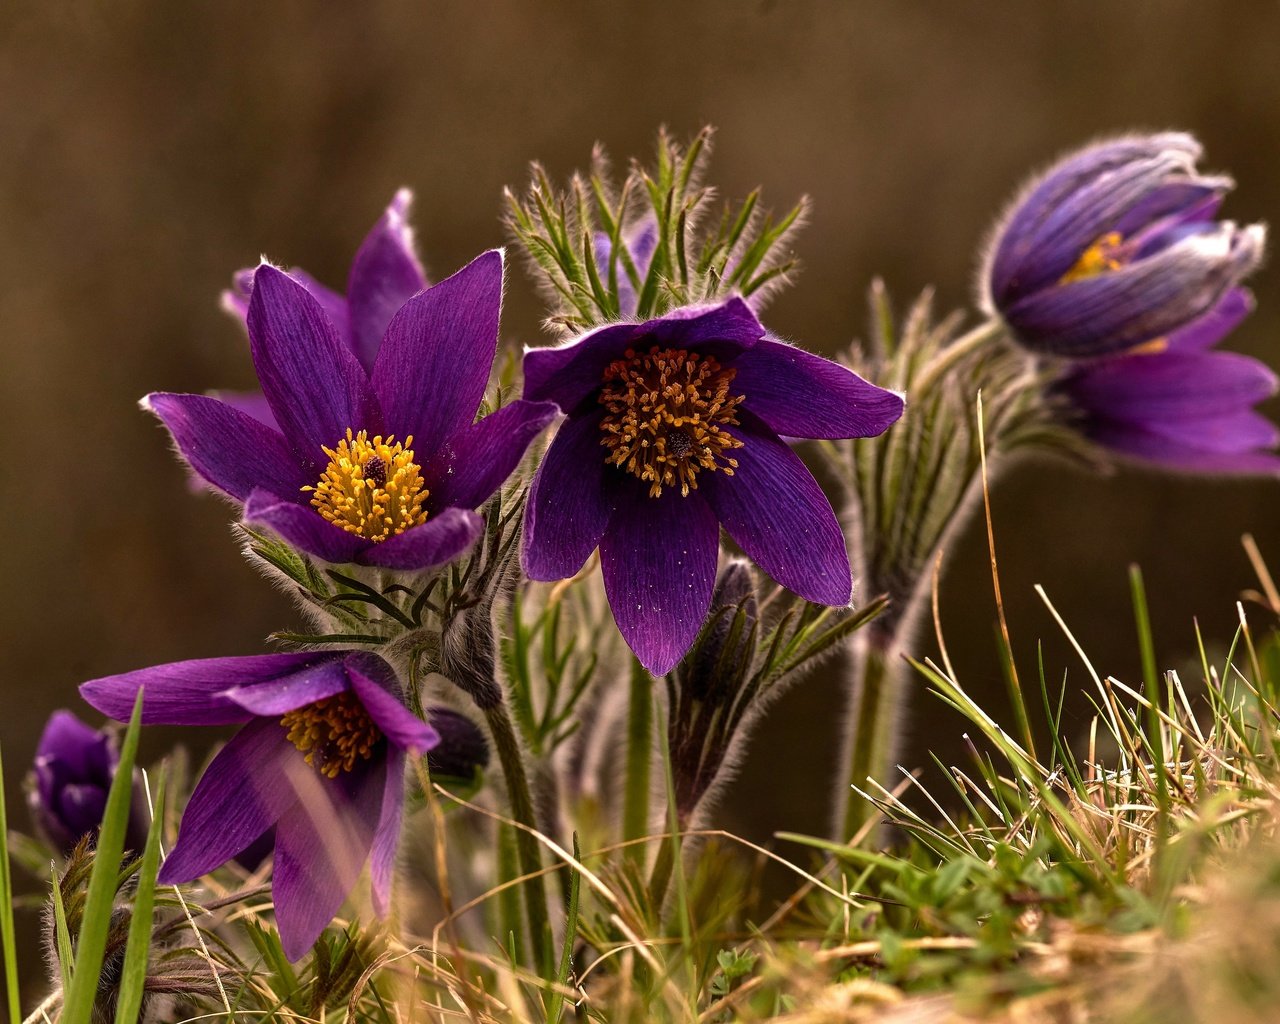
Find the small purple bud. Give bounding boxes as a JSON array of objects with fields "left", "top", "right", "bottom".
[
  {"left": 678, "top": 559, "right": 759, "bottom": 703},
  {"left": 983, "top": 133, "right": 1266, "bottom": 358},
  {"left": 28, "top": 710, "right": 147, "bottom": 855},
  {"left": 425, "top": 707, "right": 490, "bottom": 780}
]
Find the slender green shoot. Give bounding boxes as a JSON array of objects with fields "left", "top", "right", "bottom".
[
  {"left": 115, "top": 766, "right": 167, "bottom": 1024},
  {"left": 0, "top": 746, "right": 21, "bottom": 1024}
]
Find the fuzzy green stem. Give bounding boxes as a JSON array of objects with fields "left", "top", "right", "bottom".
[
  {"left": 838, "top": 625, "right": 899, "bottom": 840},
  {"left": 622, "top": 660, "right": 653, "bottom": 867},
  {"left": 484, "top": 701, "right": 553, "bottom": 974},
  {"left": 910, "top": 318, "right": 1007, "bottom": 395}
]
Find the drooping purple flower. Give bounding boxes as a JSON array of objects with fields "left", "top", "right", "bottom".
[
  {"left": 424, "top": 706, "right": 490, "bottom": 780},
  {"left": 28, "top": 711, "right": 147, "bottom": 855},
  {"left": 80, "top": 650, "right": 438, "bottom": 961},
  {"left": 1056, "top": 288, "right": 1280, "bottom": 473},
  {"left": 521, "top": 299, "right": 904, "bottom": 674},
  {"left": 983, "top": 133, "right": 1265, "bottom": 358},
  {"left": 145, "top": 249, "right": 557, "bottom": 571}
]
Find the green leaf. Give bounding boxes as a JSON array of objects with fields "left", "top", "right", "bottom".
[
  {"left": 0, "top": 746, "right": 21, "bottom": 1024},
  {"left": 114, "top": 767, "right": 167, "bottom": 1024},
  {"left": 545, "top": 833, "right": 583, "bottom": 1024},
  {"left": 61, "top": 689, "right": 144, "bottom": 1024},
  {"left": 50, "top": 864, "right": 74, "bottom": 993}
]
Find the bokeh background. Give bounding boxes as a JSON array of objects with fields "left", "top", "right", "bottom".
[{"left": 3, "top": 0, "right": 1279, "bottom": 977}]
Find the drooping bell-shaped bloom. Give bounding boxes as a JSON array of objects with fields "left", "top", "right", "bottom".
[
  {"left": 80, "top": 651, "right": 438, "bottom": 961},
  {"left": 217, "top": 189, "right": 429, "bottom": 425},
  {"left": 145, "top": 250, "right": 556, "bottom": 571},
  {"left": 1056, "top": 288, "right": 1280, "bottom": 473},
  {"left": 521, "top": 298, "right": 904, "bottom": 674},
  {"left": 983, "top": 133, "right": 1265, "bottom": 358},
  {"left": 28, "top": 711, "right": 147, "bottom": 854}
]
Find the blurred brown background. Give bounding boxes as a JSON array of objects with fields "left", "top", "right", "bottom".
[{"left": 3, "top": 0, "right": 1280, "bottom": 977}]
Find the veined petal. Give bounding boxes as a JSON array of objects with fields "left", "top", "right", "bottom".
[
  {"left": 143, "top": 393, "right": 308, "bottom": 501},
  {"left": 701, "top": 412, "right": 852, "bottom": 606},
  {"left": 733, "top": 339, "right": 904, "bottom": 439},
  {"left": 1137, "top": 408, "right": 1279, "bottom": 454},
  {"left": 1003, "top": 224, "right": 1264, "bottom": 357},
  {"left": 80, "top": 652, "right": 336, "bottom": 726},
  {"left": 158, "top": 718, "right": 300, "bottom": 883},
  {"left": 371, "top": 249, "right": 503, "bottom": 456},
  {"left": 424, "top": 399, "right": 557, "bottom": 512},
  {"left": 218, "top": 655, "right": 350, "bottom": 716},
  {"left": 243, "top": 489, "right": 369, "bottom": 565},
  {"left": 522, "top": 410, "right": 614, "bottom": 580},
  {"left": 1089, "top": 419, "right": 1280, "bottom": 474},
  {"left": 347, "top": 189, "right": 429, "bottom": 373},
  {"left": 1167, "top": 287, "right": 1254, "bottom": 352},
  {"left": 248, "top": 264, "right": 382, "bottom": 467},
  {"left": 355, "top": 507, "right": 483, "bottom": 570},
  {"left": 205, "top": 389, "right": 279, "bottom": 430},
  {"left": 599, "top": 484, "right": 720, "bottom": 675},
  {"left": 223, "top": 267, "right": 350, "bottom": 354},
  {"left": 272, "top": 755, "right": 384, "bottom": 960},
  {"left": 343, "top": 653, "right": 439, "bottom": 753}
]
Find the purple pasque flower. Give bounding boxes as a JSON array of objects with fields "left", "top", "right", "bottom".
[
  {"left": 521, "top": 299, "right": 904, "bottom": 674},
  {"left": 80, "top": 650, "right": 437, "bottom": 961},
  {"left": 983, "top": 133, "right": 1265, "bottom": 358},
  {"left": 145, "top": 249, "right": 557, "bottom": 571},
  {"left": 28, "top": 710, "right": 147, "bottom": 854},
  {"left": 1056, "top": 287, "right": 1280, "bottom": 473}
]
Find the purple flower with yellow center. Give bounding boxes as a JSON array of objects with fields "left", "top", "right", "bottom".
[
  {"left": 1056, "top": 287, "right": 1280, "bottom": 473},
  {"left": 983, "top": 133, "right": 1265, "bottom": 358},
  {"left": 28, "top": 710, "right": 147, "bottom": 855},
  {"left": 145, "top": 249, "right": 556, "bottom": 570},
  {"left": 521, "top": 299, "right": 905, "bottom": 674},
  {"left": 80, "top": 650, "right": 437, "bottom": 961}
]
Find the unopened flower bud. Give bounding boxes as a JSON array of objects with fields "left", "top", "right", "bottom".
[{"left": 425, "top": 707, "right": 490, "bottom": 780}]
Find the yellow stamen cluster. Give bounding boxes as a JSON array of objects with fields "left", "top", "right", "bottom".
[
  {"left": 281, "top": 691, "right": 381, "bottom": 778},
  {"left": 598, "top": 345, "right": 745, "bottom": 499},
  {"left": 1060, "top": 231, "right": 1126, "bottom": 283},
  {"left": 303, "top": 428, "right": 428, "bottom": 542}
]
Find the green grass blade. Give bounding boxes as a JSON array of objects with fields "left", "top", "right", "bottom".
[
  {"left": 622, "top": 659, "right": 652, "bottom": 867},
  {"left": 545, "top": 832, "right": 582, "bottom": 1024},
  {"left": 61, "top": 689, "right": 144, "bottom": 1024},
  {"left": 0, "top": 746, "right": 21, "bottom": 1024},
  {"left": 1130, "top": 565, "right": 1170, "bottom": 884},
  {"left": 114, "top": 766, "right": 166, "bottom": 1024},
  {"left": 50, "top": 865, "right": 74, "bottom": 993}
]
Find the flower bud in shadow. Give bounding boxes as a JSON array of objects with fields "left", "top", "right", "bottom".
[
  {"left": 28, "top": 710, "right": 147, "bottom": 856},
  {"left": 425, "top": 706, "right": 491, "bottom": 781}
]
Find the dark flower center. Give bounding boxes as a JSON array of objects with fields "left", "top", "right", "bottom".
[
  {"left": 598, "top": 345, "right": 745, "bottom": 498},
  {"left": 281, "top": 691, "right": 382, "bottom": 778},
  {"left": 301, "top": 428, "right": 428, "bottom": 542}
]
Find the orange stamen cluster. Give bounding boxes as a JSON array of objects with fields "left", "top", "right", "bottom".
[
  {"left": 303, "top": 428, "right": 428, "bottom": 542},
  {"left": 281, "top": 691, "right": 381, "bottom": 778},
  {"left": 1059, "top": 231, "right": 1126, "bottom": 283},
  {"left": 598, "top": 345, "right": 745, "bottom": 498}
]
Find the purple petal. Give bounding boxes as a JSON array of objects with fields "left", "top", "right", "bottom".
[
  {"left": 80, "top": 653, "right": 338, "bottom": 726},
  {"left": 343, "top": 653, "right": 439, "bottom": 753},
  {"left": 733, "top": 339, "right": 904, "bottom": 439},
  {"left": 600, "top": 484, "right": 720, "bottom": 675},
  {"left": 369, "top": 750, "right": 406, "bottom": 916},
  {"left": 424, "top": 400, "right": 558, "bottom": 512},
  {"left": 347, "top": 189, "right": 429, "bottom": 373},
  {"left": 701, "top": 412, "right": 851, "bottom": 606},
  {"left": 1003, "top": 223, "right": 1264, "bottom": 357},
  {"left": 205, "top": 389, "right": 279, "bottom": 430},
  {"left": 1090, "top": 419, "right": 1280, "bottom": 474},
  {"left": 247, "top": 264, "right": 382, "bottom": 466},
  {"left": 1137, "top": 408, "right": 1279, "bottom": 454},
  {"left": 522, "top": 411, "right": 614, "bottom": 580},
  {"left": 355, "top": 507, "right": 483, "bottom": 570},
  {"left": 243, "top": 489, "right": 369, "bottom": 565},
  {"left": 1066, "top": 350, "right": 1278, "bottom": 423},
  {"left": 218, "top": 655, "right": 350, "bottom": 716},
  {"left": 272, "top": 756, "right": 384, "bottom": 960},
  {"left": 522, "top": 298, "right": 766, "bottom": 413},
  {"left": 1167, "top": 287, "right": 1254, "bottom": 352},
  {"left": 223, "top": 267, "right": 351, "bottom": 351},
  {"left": 158, "top": 719, "right": 300, "bottom": 884},
  {"left": 36, "top": 711, "right": 114, "bottom": 779},
  {"left": 371, "top": 249, "right": 503, "bottom": 456},
  {"left": 143, "top": 393, "right": 308, "bottom": 502}
]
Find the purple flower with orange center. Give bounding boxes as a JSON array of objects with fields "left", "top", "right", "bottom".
[
  {"left": 983, "top": 133, "right": 1265, "bottom": 358},
  {"left": 80, "top": 650, "right": 437, "bottom": 961},
  {"left": 145, "top": 249, "right": 556, "bottom": 570},
  {"left": 1056, "top": 287, "right": 1280, "bottom": 473},
  {"left": 521, "top": 299, "right": 904, "bottom": 674}
]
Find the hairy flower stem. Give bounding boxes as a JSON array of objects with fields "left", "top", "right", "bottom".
[
  {"left": 483, "top": 700, "right": 554, "bottom": 973},
  {"left": 838, "top": 618, "right": 903, "bottom": 840},
  {"left": 623, "top": 660, "right": 653, "bottom": 868}
]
